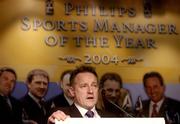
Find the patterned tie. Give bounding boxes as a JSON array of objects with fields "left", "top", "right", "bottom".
[
  {"left": 39, "top": 100, "right": 46, "bottom": 115},
  {"left": 85, "top": 110, "right": 94, "bottom": 118},
  {"left": 151, "top": 104, "right": 158, "bottom": 117}
]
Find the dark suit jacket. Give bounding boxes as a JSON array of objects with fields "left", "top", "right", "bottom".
[
  {"left": 52, "top": 104, "right": 116, "bottom": 118},
  {"left": 140, "top": 97, "right": 180, "bottom": 118},
  {"left": 21, "top": 94, "right": 52, "bottom": 124},
  {"left": 52, "top": 93, "right": 71, "bottom": 107},
  {"left": 0, "top": 95, "right": 22, "bottom": 124}
]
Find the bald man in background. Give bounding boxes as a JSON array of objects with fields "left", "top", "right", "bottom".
[{"left": 51, "top": 70, "right": 74, "bottom": 107}]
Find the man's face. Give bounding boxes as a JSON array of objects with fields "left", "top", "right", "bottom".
[
  {"left": 0, "top": 71, "right": 16, "bottom": 96},
  {"left": 69, "top": 72, "right": 98, "bottom": 110},
  {"left": 103, "top": 80, "right": 121, "bottom": 103},
  {"left": 28, "top": 75, "right": 48, "bottom": 99},
  {"left": 60, "top": 73, "right": 72, "bottom": 98},
  {"left": 144, "top": 77, "right": 165, "bottom": 103}
]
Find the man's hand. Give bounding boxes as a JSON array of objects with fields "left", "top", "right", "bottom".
[{"left": 48, "top": 110, "right": 70, "bottom": 124}]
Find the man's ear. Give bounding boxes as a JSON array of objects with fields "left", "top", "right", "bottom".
[
  {"left": 68, "top": 86, "right": 75, "bottom": 97},
  {"left": 27, "top": 82, "right": 31, "bottom": 89},
  {"left": 60, "top": 81, "right": 63, "bottom": 89}
]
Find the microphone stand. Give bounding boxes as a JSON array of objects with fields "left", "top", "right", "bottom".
[{"left": 107, "top": 99, "right": 134, "bottom": 117}]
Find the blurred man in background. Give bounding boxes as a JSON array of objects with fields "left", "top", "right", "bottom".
[
  {"left": 0, "top": 67, "right": 22, "bottom": 124},
  {"left": 21, "top": 69, "right": 52, "bottom": 124},
  {"left": 96, "top": 72, "right": 133, "bottom": 117},
  {"left": 52, "top": 70, "right": 74, "bottom": 107},
  {"left": 138, "top": 71, "right": 180, "bottom": 124}
]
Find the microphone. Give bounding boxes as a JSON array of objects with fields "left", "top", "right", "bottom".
[
  {"left": 134, "top": 96, "right": 144, "bottom": 117},
  {"left": 135, "top": 96, "right": 143, "bottom": 111},
  {"left": 165, "top": 107, "right": 180, "bottom": 124},
  {"left": 107, "top": 99, "right": 134, "bottom": 117},
  {"left": 175, "top": 112, "right": 180, "bottom": 124}
]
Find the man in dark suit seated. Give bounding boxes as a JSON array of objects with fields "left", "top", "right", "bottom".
[
  {"left": 136, "top": 71, "right": 180, "bottom": 124},
  {"left": 21, "top": 69, "right": 52, "bottom": 124},
  {"left": 48, "top": 65, "right": 116, "bottom": 124},
  {"left": 52, "top": 70, "right": 74, "bottom": 107},
  {"left": 0, "top": 67, "right": 23, "bottom": 124}
]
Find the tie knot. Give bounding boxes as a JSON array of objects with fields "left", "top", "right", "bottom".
[
  {"left": 153, "top": 104, "right": 157, "bottom": 108},
  {"left": 39, "top": 100, "right": 46, "bottom": 115},
  {"left": 39, "top": 99, "right": 45, "bottom": 106},
  {"left": 85, "top": 110, "right": 94, "bottom": 118},
  {"left": 151, "top": 103, "right": 158, "bottom": 117}
]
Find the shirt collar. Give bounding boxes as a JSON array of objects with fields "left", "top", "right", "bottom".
[
  {"left": 0, "top": 93, "right": 5, "bottom": 97},
  {"left": 74, "top": 103, "right": 100, "bottom": 118},
  {"left": 150, "top": 97, "right": 164, "bottom": 113},
  {"left": 0, "top": 93, "right": 8, "bottom": 97},
  {"left": 28, "top": 92, "right": 44, "bottom": 107},
  {"left": 64, "top": 94, "right": 73, "bottom": 105},
  {"left": 150, "top": 98, "right": 164, "bottom": 107}
]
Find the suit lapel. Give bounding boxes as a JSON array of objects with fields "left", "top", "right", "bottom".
[
  {"left": 159, "top": 98, "right": 168, "bottom": 117},
  {"left": 69, "top": 104, "right": 83, "bottom": 117},
  {"left": 142, "top": 100, "right": 150, "bottom": 117},
  {"left": 61, "top": 94, "right": 70, "bottom": 106}
]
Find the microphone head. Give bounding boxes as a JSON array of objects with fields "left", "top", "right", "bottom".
[
  {"left": 107, "top": 99, "right": 134, "bottom": 117},
  {"left": 135, "top": 96, "right": 143, "bottom": 111},
  {"left": 165, "top": 111, "right": 180, "bottom": 124}
]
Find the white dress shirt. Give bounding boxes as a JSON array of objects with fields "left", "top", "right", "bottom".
[
  {"left": 74, "top": 103, "right": 100, "bottom": 118},
  {"left": 149, "top": 98, "right": 164, "bottom": 117}
]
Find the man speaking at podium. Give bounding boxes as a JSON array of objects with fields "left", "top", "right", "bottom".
[{"left": 48, "top": 65, "right": 115, "bottom": 124}]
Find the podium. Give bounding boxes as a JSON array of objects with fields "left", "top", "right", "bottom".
[{"left": 55, "top": 118, "right": 165, "bottom": 124}]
